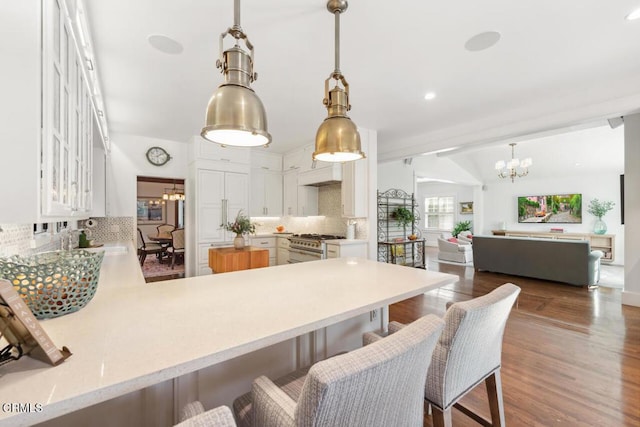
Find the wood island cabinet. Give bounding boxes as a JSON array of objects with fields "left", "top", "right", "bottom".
[{"left": 208, "top": 247, "right": 269, "bottom": 273}]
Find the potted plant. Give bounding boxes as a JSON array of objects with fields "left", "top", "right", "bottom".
[
  {"left": 452, "top": 220, "right": 472, "bottom": 238},
  {"left": 222, "top": 210, "right": 256, "bottom": 249},
  {"left": 392, "top": 206, "right": 415, "bottom": 232},
  {"left": 587, "top": 199, "right": 614, "bottom": 235}
]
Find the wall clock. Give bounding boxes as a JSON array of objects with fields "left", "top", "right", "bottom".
[{"left": 146, "top": 146, "right": 171, "bottom": 166}]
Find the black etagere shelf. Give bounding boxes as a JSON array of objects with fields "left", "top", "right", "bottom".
[{"left": 377, "top": 189, "right": 425, "bottom": 268}]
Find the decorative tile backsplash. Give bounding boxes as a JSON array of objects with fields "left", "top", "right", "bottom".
[
  {"left": 78, "top": 217, "right": 135, "bottom": 244},
  {"left": 252, "top": 183, "right": 368, "bottom": 239},
  {"left": 0, "top": 217, "right": 134, "bottom": 258}
]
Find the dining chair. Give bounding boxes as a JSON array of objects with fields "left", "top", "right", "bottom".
[
  {"left": 157, "top": 223, "right": 176, "bottom": 237},
  {"left": 175, "top": 402, "right": 236, "bottom": 427},
  {"left": 232, "top": 314, "right": 445, "bottom": 427},
  {"left": 363, "top": 283, "right": 521, "bottom": 427},
  {"left": 137, "top": 228, "right": 164, "bottom": 266},
  {"left": 167, "top": 228, "right": 185, "bottom": 269}
]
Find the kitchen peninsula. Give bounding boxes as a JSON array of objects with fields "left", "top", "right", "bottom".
[{"left": 0, "top": 245, "right": 456, "bottom": 427}]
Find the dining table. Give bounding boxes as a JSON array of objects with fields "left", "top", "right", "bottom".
[{"left": 147, "top": 233, "right": 173, "bottom": 244}]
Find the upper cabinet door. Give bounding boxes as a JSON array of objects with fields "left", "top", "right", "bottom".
[{"left": 41, "top": 0, "right": 95, "bottom": 219}]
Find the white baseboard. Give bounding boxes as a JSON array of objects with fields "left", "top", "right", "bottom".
[{"left": 621, "top": 290, "right": 640, "bottom": 307}]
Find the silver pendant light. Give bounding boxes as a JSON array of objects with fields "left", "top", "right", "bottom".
[
  {"left": 201, "top": 0, "right": 271, "bottom": 147},
  {"left": 313, "top": 0, "right": 365, "bottom": 162}
]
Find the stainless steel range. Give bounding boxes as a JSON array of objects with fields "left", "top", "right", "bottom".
[{"left": 288, "top": 234, "right": 345, "bottom": 263}]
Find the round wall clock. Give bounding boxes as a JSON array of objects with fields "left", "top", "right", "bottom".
[{"left": 146, "top": 146, "right": 171, "bottom": 166}]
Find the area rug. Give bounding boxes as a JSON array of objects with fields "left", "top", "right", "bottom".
[{"left": 141, "top": 255, "right": 185, "bottom": 280}]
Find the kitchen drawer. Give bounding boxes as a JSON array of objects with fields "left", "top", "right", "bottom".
[{"left": 251, "top": 237, "right": 276, "bottom": 248}]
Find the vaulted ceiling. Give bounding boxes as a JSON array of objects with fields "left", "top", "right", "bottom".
[{"left": 85, "top": 0, "right": 640, "bottom": 162}]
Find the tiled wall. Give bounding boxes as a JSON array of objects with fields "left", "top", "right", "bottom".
[
  {"left": 0, "top": 217, "right": 134, "bottom": 258},
  {"left": 0, "top": 224, "right": 62, "bottom": 257},
  {"left": 78, "top": 217, "right": 135, "bottom": 244},
  {"left": 252, "top": 184, "right": 369, "bottom": 239}
]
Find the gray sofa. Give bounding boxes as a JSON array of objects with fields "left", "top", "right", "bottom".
[{"left": 472, "top": 235, "right": 604, "bottom": 287}]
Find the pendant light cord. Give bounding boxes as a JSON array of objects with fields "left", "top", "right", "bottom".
[
  {"left": 334, "top": 11, "right": 341, "bottom": 75},
  {"left": 234, "top": 0, "right": 241, "bottom": 29}
]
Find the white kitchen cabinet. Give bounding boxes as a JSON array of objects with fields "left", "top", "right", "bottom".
[
  {"left": 190, "top": 136, "right": 250, "bottom": 164},
  {"left": 283, "top": 171, "right": 318, "bottom": 217},
  {"left": 298, "top": 186, "right": 319, "bottom": 216},
  {"left": 283, "top": 170, "right": 298, "bottom": 216},
  {"left": 1, "top": 0, "right": 99, "bottom": 223},
  {"left": 283, "top": 146, "right": 304, "bottom": 171},
  {"left": 249, "top": 236, "right": 276, "bottom": 266},
  {"left": 276, "top": 235, "right": 291, "bottom": 265},
  {"left": 250, "top": 168, "right": 283, "bottom": 216},
  {"left": 188, "top": 165, "right": 249, "bottom": 276},
  {"left": 198, "top": 170, "right": 248, "bottom": 242},
  {"left": 325, "top": 241, "right": 368, "bottom": 258},
  {"left": 341, "top": 128, "right": 370, "bottom": 218}
]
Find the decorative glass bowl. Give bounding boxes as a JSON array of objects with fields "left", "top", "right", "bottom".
[{"left": 0, "top": 250, "right": 105, "bottom": 319}]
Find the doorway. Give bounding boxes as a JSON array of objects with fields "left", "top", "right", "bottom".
[{"left": 136, "top": 176, "right": 186, "bottom": 282}]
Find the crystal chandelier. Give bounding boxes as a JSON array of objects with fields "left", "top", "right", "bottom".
[{"left": 495, "top": 143, "right": 532, "bottom": 182}]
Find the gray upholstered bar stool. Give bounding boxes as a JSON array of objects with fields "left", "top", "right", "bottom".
[
  {"left": 232, "top": 314, "right": 445, "bottom": 427},
  {"left": 175, "top": 402, "right": 236, "bottom": 427},
  {"left": 364, "top": 283, "right": 521, "bottom": 427}
]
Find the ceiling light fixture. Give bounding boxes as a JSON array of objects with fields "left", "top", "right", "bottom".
[
  {"left": 424, "top": 92, "right": 437, "bottom": 100},
  {"left": 495, "top": 143, "right": 532, "bottom": 182},
  {"left": 201, "top": 0, "right": 271, "bottom": 148},
  {"left": 163, "top": 182, "right": 185, "bottom": 201},
  {"left": 313, "top": 0, "right": 365, "bottom": 163},
  {"left": 626, "top": 7, "right": 640, "bottom": 20}
]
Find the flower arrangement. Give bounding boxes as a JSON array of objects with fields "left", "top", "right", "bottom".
[
  {"left": 222, "top": 210, "right": 256, "bottom": 235},
  {"left": 587, "top": 199, "right": 614, "bottom": 219}
]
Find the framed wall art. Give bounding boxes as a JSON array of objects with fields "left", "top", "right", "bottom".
[
  {"left": 459, "top": 202, "right": 473, "bottom": 214},
  {"left": 136, "top": 197, "right": 165, "bottom": 224}
]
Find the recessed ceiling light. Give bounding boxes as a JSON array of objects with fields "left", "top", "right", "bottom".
[
  {"left": 464, "top": 31, "right": 501, "bottom": 52},
  {"left": 148, "top": 34, "right": 183, "bottom": 54},
  {"left": 424, "top": 92, "right": 437, "bottom": 100},
  {"left": 626, "top": 7, "right": 640, "bottom": 20}
]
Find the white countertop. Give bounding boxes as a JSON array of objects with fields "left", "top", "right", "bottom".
[
  {"left": 325, "top": 239, "right": 368, "bottom": 246},
  {"left": 0, "top": 248, "right": 456, "bottom": 426}
]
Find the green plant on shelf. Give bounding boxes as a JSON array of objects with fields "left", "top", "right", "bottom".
[{"left": 392, "top": 206, "right": 415, "bottom": 231}]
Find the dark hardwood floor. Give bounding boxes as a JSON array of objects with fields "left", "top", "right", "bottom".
[{"left": 390, "top": 248, "right": 640, "bottom": 427}]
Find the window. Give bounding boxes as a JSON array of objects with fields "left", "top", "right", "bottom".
[{"left": 425, "top": 196, "right": 454, "bottom": 230}]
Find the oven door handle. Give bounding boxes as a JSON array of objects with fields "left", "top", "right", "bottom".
[{"left": 289, "top": 248, "right": 321, "bottom": 256}]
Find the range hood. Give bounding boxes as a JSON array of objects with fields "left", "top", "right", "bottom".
[{"left": 298, "top": 164, "right": 342, "bottom": 187}]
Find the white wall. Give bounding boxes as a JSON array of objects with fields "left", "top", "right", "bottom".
[
  {"left": 482, "top": 173, "right": 624, "bottom": 264},
  {"left": 377, "top": 161, "right": 415, "bottom": 195},
  {"left": 623, "top": 113, "right": 640, "bottom": 306},
  {"left": 106, "top": 133, "right": 189, "bottom": 237},
  {"left": 417, "top": 182, "right": 476, "bottom": 245}
]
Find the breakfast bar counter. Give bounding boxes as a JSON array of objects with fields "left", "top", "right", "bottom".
[{"left": 0, "top": 248, "right": 456, "bottom": 426}]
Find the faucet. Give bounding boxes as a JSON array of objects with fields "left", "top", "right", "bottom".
[{"left": 59, "top": 228, "right": 80, "bottom": 251}]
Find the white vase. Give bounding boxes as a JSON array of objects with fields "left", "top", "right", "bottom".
[{"left": 234, "top": 234, "right": 245, "bottom": 249}]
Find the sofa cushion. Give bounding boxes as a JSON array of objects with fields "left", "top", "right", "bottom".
[{"left": 447, "top": 237, "right": 458, "bottom": 243}]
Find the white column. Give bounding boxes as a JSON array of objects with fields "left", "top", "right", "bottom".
[{"left": 623, "top": 113, "right": 640, "bottom": 307}]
